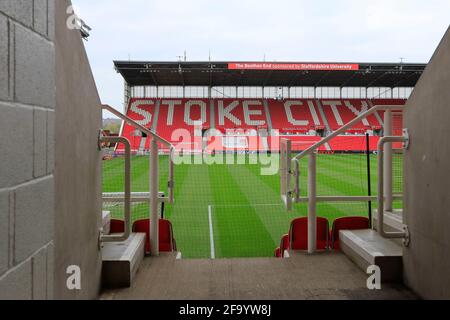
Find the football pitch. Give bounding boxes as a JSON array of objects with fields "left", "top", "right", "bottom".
[{"left": 102, "top": 153, "right": 403, "bottom": 259}]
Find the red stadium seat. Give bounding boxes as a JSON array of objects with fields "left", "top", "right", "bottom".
[
  {"left": 330, "top": 216, "right": 370, "bottom": 250},
  {"left": 289, "top": 217, "right": 329, "bottom": 251},
  {"left": 117, "top": 98, "right": 405, "bottom": 153},
  {"left": 109, "top": 219, "right": 125, "bottom": 234},
  {"left": 320, "top": 99, "right": 379, "bottom": 131},
  {"left": 274, "top": 234, "right": 290, "bottom": 258},
  {"left": 269, "top": 99, "right": 324, "bottom": 133},
  {"left": 280, "top": 234, "right": 290, "bottom": 257},
  {"left": 132, "top": 219, "right": 177, "bottom": 255},
  {"left": 274, "top": 247, "right": 281, "bottom": 258}
]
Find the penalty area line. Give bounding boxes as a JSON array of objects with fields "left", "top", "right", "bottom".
[{"left": 208, "top": 205, "right": 215, "bottom": 259}]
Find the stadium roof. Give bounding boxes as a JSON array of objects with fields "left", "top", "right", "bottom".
[{"left": 114, "top": 61, "right": 426, "bottom": 88}]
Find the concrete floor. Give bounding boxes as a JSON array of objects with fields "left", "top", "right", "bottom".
[{"left": 101, "top": 252, "right": 417, "bottom": 300}]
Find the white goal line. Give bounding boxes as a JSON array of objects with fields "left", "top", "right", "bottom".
[{"left": 208, "top": 205, "right": 215, "bottom": 259}]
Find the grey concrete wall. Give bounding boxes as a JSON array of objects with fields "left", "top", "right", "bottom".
[
  {"left": 0, "top": 0, "right": 55, "bottom": 300},
  {"left": 53, "top": 0, "right": 102, "bottom": 299},
  {"left": 403, "top": 26, "right": 450, "bottom": 299}
]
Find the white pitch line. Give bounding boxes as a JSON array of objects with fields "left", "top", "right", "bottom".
[{"left": 208, "top": 205, "right": 215, "bottom": 259}]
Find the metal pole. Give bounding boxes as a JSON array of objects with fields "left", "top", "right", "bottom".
[
  {"left": 280, "top": 141, "right": 286, "bottom": 197},
  {"left": 308, "top": 152, "right": 317, "bottom": 254},
  {"left": 150, "top": 138, "right": 159, "bottom": 256},
  {"left": 383, "top": 110, "right": 393, "bottom": 212},
  {"left": 377, "top": 138, "right": 384, "bottom": 235},
  {"left": 293, "top": 159, "right": 300, "bottom": 203},
  {"left": 377, "top": 136, "right": 409, "bottom": 244},
  {"left": 161, "top": 194, "right": 165, "bottom": 219},
  {"left": 366, "top": 133, "right": 372, "bottom": 228},
  {"left": 293, "top": 105, "right": 404, "bottom": 160},
  {"left": 100, "top": 136, "right": 131, "bottom": 243},
  {"left": 168, "top": 149, "right": 175, "bottom": 204}
]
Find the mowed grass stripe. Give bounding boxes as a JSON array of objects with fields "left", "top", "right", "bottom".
[
  {"left": 208, "top": 162, "right": 276, "bottom": 258},
  {"left": 169, "top": 160, "right": 212, "bottom": 258},
  {"left": 226, "top": 164, "right": 297, "bottom": 244},
  {"left": 244, "top": 154, "right": 370, "bottom": 219},
  {"left": 202, "top": 155, "right": 370, "bottom": 237}
]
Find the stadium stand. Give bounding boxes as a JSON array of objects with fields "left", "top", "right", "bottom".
[
  {"left": 205, "top": 134, "right": 267, "bottom": 152},
  {"left": 270, "top": 135, "right": 325, "bottom": 152},
  {"left": 154, "top": 99, "right": 209, "bottom": 151},
  {"left": 320, "top": 99, "right": 381, "bottom": 132},
  {"left": 370, "top": 98, "right": 405, "bottom": 147},
  {"left": 158, "top": 99, "right": 209, "bottom": 134},
  {"left": 214, "top": 99, "right": 267, "bottom": 132},
  {"left": 120, "top": 98, "right": 156, "bottom": 151},
  {"left": 328, "top": 136, "right": 380, "bottom": 152},
  {"left": 269, "top": 99, "right": 324, "bottom": 134},
  {"left": 118, "top": 98, "right": 405, "bottom": 153}
]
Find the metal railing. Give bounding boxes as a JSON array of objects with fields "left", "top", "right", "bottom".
[
  {"left": 282, "top": 105, "right": 407, "bottom": 253},
  {"left": 378, "top": 135, "right": 410, "bottom": 246},
  {"left": 99, "top": 136, "right": 131, "bottom": 243},
  {"left": 101, "top": 104, "right": 175, "bottom": 256}
]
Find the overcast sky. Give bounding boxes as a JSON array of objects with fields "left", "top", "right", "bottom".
[{"left": 71, "top": 0, "right": 449, "bottom": 117}]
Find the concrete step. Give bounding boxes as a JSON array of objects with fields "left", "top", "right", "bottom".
[
  {"left": 340, "top": 229, "right": 403, "bottom": 282},
  {"left": 102, "top": 232, "right": 146, "bottom": 288}
]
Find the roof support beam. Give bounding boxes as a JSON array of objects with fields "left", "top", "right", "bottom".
[
  {"left": 366, "top": 71, "right": 389, "bottom": 87},
  {"left": 178, "top": 64, "right": 186, "bottom": 87},
  {"left": 209, "top": 63, "right": 214, "bottom": 89}
]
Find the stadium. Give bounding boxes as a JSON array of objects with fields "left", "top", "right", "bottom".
[
  {"left": 102, "top": 61, "right": 418, "bottom": 260},
  {"left": 1, "top": 0, "right": 450, "bottom": 305}
]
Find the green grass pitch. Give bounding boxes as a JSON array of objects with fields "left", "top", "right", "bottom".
[{"left": 102, "top": 153, "right": 403, "bottom": 259}]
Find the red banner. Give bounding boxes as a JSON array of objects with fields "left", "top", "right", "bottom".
[{"left": 228, "top": 62, "right": 359, "bottom": 71}]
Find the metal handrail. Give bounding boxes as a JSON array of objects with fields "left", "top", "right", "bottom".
[
  {"left": 293, "top": 105, "right": 404, "bottom": 161},
  {"left": 287, "top": 105, "right": 405, "bottom": 201},
  {"left": 102, "top": 103, "right": 175, "bottom": 205},
  {"left": 101, "top": 105, "right": 176, "bottom": 255},
  {"left": 296, "top": 195, "right": 403, "bottom": 202},
  {"left": 287, "top": 104, "right": 405, "bottom": 202},
  {"left": 377, "top": 136, "right": 410, "bottom": 245},
  {"left": 102, "top": 192, "right": 169, "bottom": 203},
  {"left": 102, "top": 104, "right": 173, "bottom": 148},
  {"left": 282, "top": 104, "right": 407, "bottom": 253},
  {"left": 100, "top": 136, "right": 131, "bottom": 243}
]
